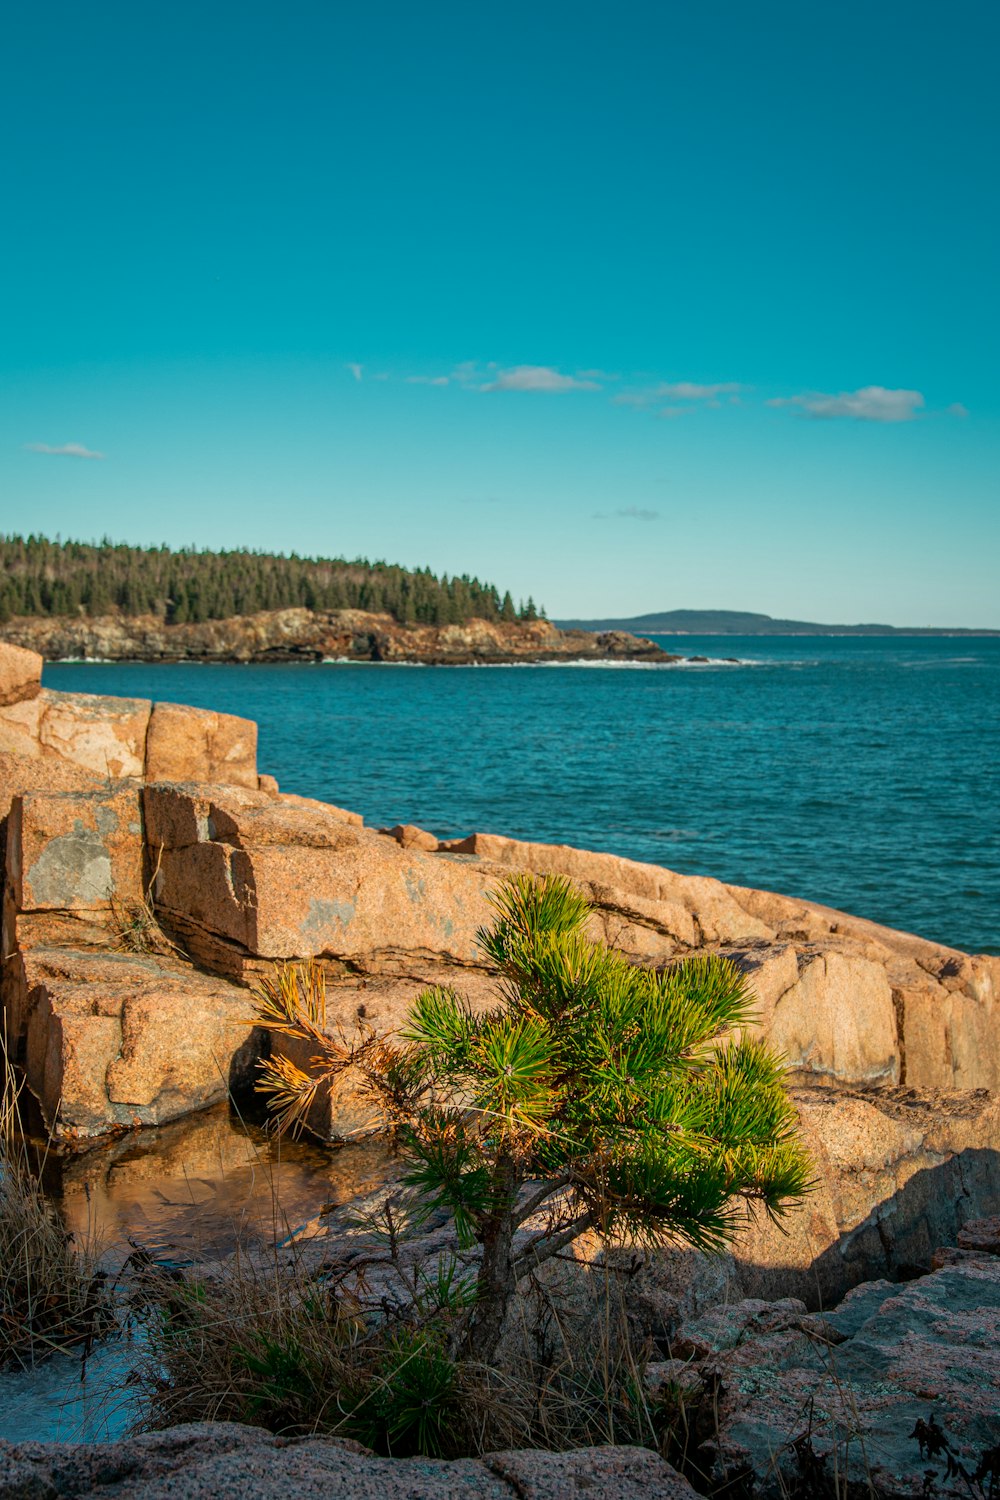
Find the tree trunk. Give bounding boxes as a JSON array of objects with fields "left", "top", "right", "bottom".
[{"left": 458, "top": 1159, "right": 518, "bottom": 1365}]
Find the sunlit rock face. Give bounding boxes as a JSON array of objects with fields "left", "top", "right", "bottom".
[{"left": 1, "top": 645, "right": 999, "bottom": 1315}]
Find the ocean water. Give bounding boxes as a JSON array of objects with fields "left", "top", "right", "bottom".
[{"left": 46, "top": 635, "right": 1000, "bottom": 955}]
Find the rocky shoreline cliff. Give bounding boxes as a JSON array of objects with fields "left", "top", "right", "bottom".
[
  {"left": 2, "top": 640, "right": 1000, "bottom": 1487},
  {"left": 0, "top": 609, "right": 673, "bottom": 665}
]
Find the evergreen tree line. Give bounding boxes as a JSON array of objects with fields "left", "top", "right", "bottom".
[{"left": 0, "top": 536, "right": 543, "bottom": 628}]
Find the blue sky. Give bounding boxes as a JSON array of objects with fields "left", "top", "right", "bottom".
[{"left": 2, "top": 0, "right": 997, "bottom": 625}]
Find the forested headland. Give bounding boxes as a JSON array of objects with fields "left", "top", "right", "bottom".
[{"left": 0, "top": 536, "right": 542, "bottom": 627}]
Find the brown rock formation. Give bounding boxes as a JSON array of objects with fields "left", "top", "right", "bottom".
[
  {"left": 0, "top": 607, "right": 674, "bottom": 664},
  {"left": 0, "top": 641, "right": 42, "bottom": 707},
  {"left": 145, "top": 702, "right": 258, "bottom": 788},
  {"left": 0, "top": 644, "right": 260, "bottom": 794},
  {"left": 1, "top": 652, "right": 997, "bottom": 1329}
]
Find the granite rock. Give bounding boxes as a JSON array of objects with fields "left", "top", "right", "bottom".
[
  {"left": 145, "top": 701, "right": 258, "bottom": 788},
  {"left": 0, "top": 1423, "right": 698, "bottom": 1499},
  {"left": 0, "top": 641, "right": 42, "bottom": 708}
]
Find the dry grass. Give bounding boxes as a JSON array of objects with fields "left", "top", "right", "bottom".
[
  {"left": 0, "top": 1047, "right": 112, "bottom": 1369},
  {"left": 129, "top": 1216, "right": 674, "bottom": 1459},
  {"left": 108, "top": 849, "right": 182, "bottom": 957}
]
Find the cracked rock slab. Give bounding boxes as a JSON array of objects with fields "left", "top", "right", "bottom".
[{"left": 0, "top": 1423, "right": 697, "bottom": 1499}]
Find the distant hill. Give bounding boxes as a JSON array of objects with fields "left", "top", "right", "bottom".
[{"left": 554, "top": 609, "right": 1000, "bottom": 636}]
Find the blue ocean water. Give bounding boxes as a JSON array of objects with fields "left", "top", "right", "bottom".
[{"left": 45, "top": 636, "right": 1000, "bottom": 955}]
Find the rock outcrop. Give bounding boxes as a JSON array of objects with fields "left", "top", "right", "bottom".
[
  {"left": 0, "top": 1423, "right": 697, "bottom": 1500},
  {"left": 0, "top": 645, "right": 259, "bottom": 794},
  {"left": 2, "top": 642, "right": 998, "bottom": 1316},
  {"left": 0, "top": 607, "right": 674, "bottom": 665},
  {"left": 654, "top": 1257, "right": 1000, "bottom": 1498}
]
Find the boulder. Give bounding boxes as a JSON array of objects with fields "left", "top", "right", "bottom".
[
  {"left": 382, "top": 822, "right": 440, "bottom": 851},
  {"left": 0, "top": 641, "right": 42, "bottom": 707},
  {"left": 0, "top": 1423, "right": 698, "bottom": 1499},
  {"left": 5, "top": 784, "right": 145, "bottom": 915},
  {"left": 36, "top": 688, "right": 151, "bottom": 777},
  {"left": 669, "top": 1260, "right": 1000, "bottom": 1498},
  {"left": 445, "top": 832, "right": 1000, "bottom": 1093},
  {"left": 7, "top": 938, "right": 257, "bottom": 1142},
  {"left": 145, "top": 701, "right": 258, "bottom": 788},
  {"left": 0, "top": 693, "right": 44, "bottom": 758},
  {"left": 442, "top": 831, "right": 775, "bottom": 947},
  {"left": 143, "top": 784, "right": 497, "bottom": 980},
  {"left": 957, "top": 1215, "right": 1000, "bottom": 1254}
]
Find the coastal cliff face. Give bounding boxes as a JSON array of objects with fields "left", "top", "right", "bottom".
[
  {"left": 1, "top": 640, "right": 999, "bottom": 1315},
  {"left": 0, "top": 609, "right": 671, "bottom": 665}
]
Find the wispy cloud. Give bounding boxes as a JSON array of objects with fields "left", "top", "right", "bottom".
[
  {"left": 767, "top": 386, "right": 925, "bottom": 423},
  {"left": 482, "top": 365, "right": 601, "bottom": 393},
  {"left": 345, "top": 362, "right": 364, "bottom": 382},
  {"left": 946, "top": 402, "right": 970, "bottom": 418},
  {"left": 24, "top": 441, "right": 105, "bottom": 460},
  {"left": 614, "top": 380, "right": 743, "bottom": 410},
  {"left": 593, "top": 505, "right": 660, "bottom": 521},
  {"left": 405, "top": 374, "right": 450, "bottom": 386}
]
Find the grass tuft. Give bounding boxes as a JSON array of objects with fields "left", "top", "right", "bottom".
[{"left": 0, "top": 1047, "right": 113, "bottom": 1369}]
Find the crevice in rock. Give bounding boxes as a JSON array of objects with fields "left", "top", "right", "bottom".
[{"left": 891, "top": 987, "right": 907, "bottom": 1086}]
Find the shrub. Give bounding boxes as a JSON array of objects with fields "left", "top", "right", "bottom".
[{"left": 254, "top": 874, "right": 811, "bottom": 1365}]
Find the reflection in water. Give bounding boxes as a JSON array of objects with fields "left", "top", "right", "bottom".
[
  {"left": 43, "top": 1103, "right": 399, "bottom": 1262},
  {"left": 1, "top": 1106, "right": 400, "bottom": 1444}
]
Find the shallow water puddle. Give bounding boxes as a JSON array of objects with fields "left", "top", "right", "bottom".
[
  {"left": 45, "top": 1103, "right": 398, "bottom": 1263},
  {"left": 2, "top": 1105, "right": 398, "bottom": 1443}
]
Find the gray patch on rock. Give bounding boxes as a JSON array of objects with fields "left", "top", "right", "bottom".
[
  {"left": 94, "top": 805, "right": 120, "bottom": 837},
  {"left": 26, "top": 822, "right": 113, "bottom": 907},
  {"left": 302, "top": 897, "right": 355, "bottom": 935}
]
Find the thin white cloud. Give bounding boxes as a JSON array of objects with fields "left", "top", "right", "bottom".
[
  {"left": 614, "top": 380, "right": 743, "bottom": 409},
  {"left": 482, "top": 365, "right": 601, "bottom": 393},
  {"left": 767, "top": 386, "right": 925, "bottom": 423},
  {"left": 593, "top": 505, "right": 660, "bottom": 521},
  {"left": 24, "top": 441, "right": 105, "bottom": 460},
  {"left": 660, "top": 381, "right": 742, "bottom": 400},
  {"left": 346, "top": 362, "right": 364, "bottom": 382},
  {"left": 947, "top": 402, "right": 970, "bottom": 418},
  {"left": 406, "top": 375, "right": 450, "bottom": 386}
]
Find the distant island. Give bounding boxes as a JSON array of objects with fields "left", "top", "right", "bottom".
[
  {"left": 0, "top": 536, "right": 670, "bottom": 665},
  {"left": 556, "top": 609, "right": 1000, "bottom": 637},
  {"left": 0, "top": 534, "right": 542, "bottom": 628}
]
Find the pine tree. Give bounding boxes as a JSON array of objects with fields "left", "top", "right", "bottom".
[{"left": 252, "top": 875, "right": 811, "bottom": 1365}]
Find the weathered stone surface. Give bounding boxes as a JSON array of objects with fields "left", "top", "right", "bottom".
[
  {"left": 144, "top": 784, "right": 497, "bottom": 976},
  {"left": 257, "top": 772, "right": 279, "bottom": 794},
  {"left": 0, "top": 751, "right": 105, "bottom": 815},
  {"left": 0, "top": 693, "right": 44, "bottom": 758},
  {"left": 383, "top": 822, "right": 440, "bottom": 851},
  {"left": 8, "top": 938, "right": 257, "bottom": 1141},
  {"left": 145, "top": 701, "right": 258, "bottom": 788},
  {"left": 443, "top": 831, "right": 774, "bottom": 947},
  {"left": 0, "top": 1422, "right": 698, "bottom": 1499},
  {"left": 957, "top": 1215, "right": 1000, "bottom": 1254},
  {"left": 731, "top": 1086, "right": 1000, "bottom": 1305},
  {"left": 670, "top": 1261, "right": 1000, "bottom": 1498},
  {"left": 6, "top": 784, "right": 145, "bottom": 914},
  {"left": 276, "top": 790, "right": 364, "bottom": 825},
  {"left": 37, "top": 687, "right": 151, "bottom": 777},
  {"left": 0, "top": 641, "right": 42, "bottom": 707},
  {"left": 768, "top": 949, "right": 900, "bottom": 1085}
]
